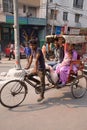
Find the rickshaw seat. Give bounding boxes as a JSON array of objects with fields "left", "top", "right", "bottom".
[{"left": 67, "top": 60, "right": 84, "bottom": 82}]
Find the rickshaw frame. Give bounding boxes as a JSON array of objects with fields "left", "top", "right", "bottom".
[{"left": 0, "top": 35, "right": 87, "bottom": 108}]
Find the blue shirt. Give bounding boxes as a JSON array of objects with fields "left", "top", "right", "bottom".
[{"left": 24, "top": 47, "right": 31, "bottom": 56}]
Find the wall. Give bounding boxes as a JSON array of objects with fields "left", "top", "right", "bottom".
[
  {"left": 48, "top": 0, "right": 87, "bottom": 28},
  {"left": 58, "top": 0, "right": 87, "bottom": 28},
  {"left": 39, "top": 0, "right": 47, "bottom": 18},
  {"left": 18, "top": 0, "right": 40, "bottom": 7}
]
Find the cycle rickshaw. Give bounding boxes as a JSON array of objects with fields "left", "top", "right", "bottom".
[{"left": 0, "top": 35, "right": 87, "bottom": 108}]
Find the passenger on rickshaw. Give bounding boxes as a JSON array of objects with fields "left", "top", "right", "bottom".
[
  {"left": 47, "top": 36, "right": 64, "bottom": 69},
  {"left": 42, "top": 43, "right": 46, "bottom": 60},
  {"left": 55, "top": 44, "right": 78, "bottom": 87},
  {"left": 46, "top": 42, "right": 52, "bottom": 60}
]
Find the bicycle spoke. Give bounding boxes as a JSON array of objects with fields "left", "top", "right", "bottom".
[{"left": 0, "top": 80, "right": 27, "bottom": 108}]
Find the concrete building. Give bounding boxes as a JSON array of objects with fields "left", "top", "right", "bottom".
[
  {"left": 42, "top": 0, "right": 87, "bottom": 35},
  {"left": 0, "top": 0, "right": 87, "bottom": 51},
  {"left": 0, "top": 0, "right": 46, "bottom": 51}
]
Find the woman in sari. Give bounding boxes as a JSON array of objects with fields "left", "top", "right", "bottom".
[{"left": 55, "top": 44, "right": 78, "bottom": 87}]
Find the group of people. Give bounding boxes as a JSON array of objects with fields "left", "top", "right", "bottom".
[
  {"left": 5, "top": 37, "right": 78, "bottom": 102},
  {"left": 24, "top": 36, "right": 78, "bottom": 102},
  {"left": 46, "top": 37, "right": 78, "bottom": 87}
]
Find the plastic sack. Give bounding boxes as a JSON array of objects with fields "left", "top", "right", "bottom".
[
  {"left": 50, "top": 69, "right": 59, "bottom": 83},
  {"left": 45, "top": 63, "right": 52, "bottom": 70}
]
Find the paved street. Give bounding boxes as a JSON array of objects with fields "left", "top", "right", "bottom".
[
  {"left": 0, "top": 57, "right": 29, "bottom": 73},
  {"left": 0, "top": 58, "right": 87, "bottom": 130}
]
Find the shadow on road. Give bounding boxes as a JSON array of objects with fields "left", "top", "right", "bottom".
[{"left": 9, "top": 90, "right": 87, "bottom": 113}]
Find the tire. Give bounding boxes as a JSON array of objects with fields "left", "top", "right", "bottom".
[
  {"left": 71, "top": 76, "right": 87, "bottom": 98},
  {"left": 0, "top": 80, "right": 27, "bottom": 108}
]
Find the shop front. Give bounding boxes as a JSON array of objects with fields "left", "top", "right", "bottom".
[{"left": 0, "top": 15, "right": 46, "bottom": 52}]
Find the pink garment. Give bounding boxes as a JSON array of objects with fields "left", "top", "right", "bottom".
[
  {"left": 55, "top": 52, "right": 71, "bottom": 74},
  {"left": 55, "top": 50, "right": 78, "bottom": 84},
  {"left": 72, "top": 49, "right": 78, "bottom": 73}
]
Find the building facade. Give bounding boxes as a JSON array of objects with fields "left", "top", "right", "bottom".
[
  {"left": 0, "top": 0, "right": 87, "bottom": 51},
  {"left": 43, "top": 0, "right": 87, "bottom": 35},
  {"left": 0, "top": 0, "right": 46, "bottom": 51}
]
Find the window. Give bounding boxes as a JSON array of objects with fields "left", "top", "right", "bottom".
[
  {"left": 23, "top": 5, "right": 26, "bottom": 13},
  {"left": 27, "top": 7, "right": 36, "bottom": 17},
  {"left": 50, "top": 9, "right": 57, "bottom": 20},
  {"left": 75, "top": 14, "right": 80, "bottom": 23},
  {"left": 63, "top": 12, "right": 68, "bottom": 21},
  {"left": 73, "top": 0, "right": 84, "bottom": 9},
  {"left": 3, "top": 0, "right": 13, "bottom": 13},
  {"left": 3, "top": 0, "right": 8, "bottom": 12}
]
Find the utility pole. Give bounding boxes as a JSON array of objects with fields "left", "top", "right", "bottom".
[
  {"left": 13, "top": 0, "right": 21, "bottom": 69},
  {"left": 51, "top": 4, "right": 56, "bottom": 35},
  {"left": 46, "top": 0, "right": 48, "bottom": 36}
]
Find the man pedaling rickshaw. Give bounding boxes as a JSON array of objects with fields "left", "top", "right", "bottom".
[{"left": 25, "top": 39, "right": 45, "bottom": 102}]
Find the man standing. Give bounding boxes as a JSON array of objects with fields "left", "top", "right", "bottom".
[{"left": 25, "top": 39, "right": 45, "bottom": 102}]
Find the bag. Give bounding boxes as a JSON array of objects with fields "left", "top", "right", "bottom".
[{"left": 50, "top": 69, "right": 59, "bottom": 83}]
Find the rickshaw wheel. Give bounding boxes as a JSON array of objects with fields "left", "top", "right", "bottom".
[{"left": 71, "top": 76, "right": 87, "bottom": 98}]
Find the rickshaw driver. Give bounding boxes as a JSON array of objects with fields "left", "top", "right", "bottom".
[{"left": 25, "top": 39, "right": 46, "bottom": 102}]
